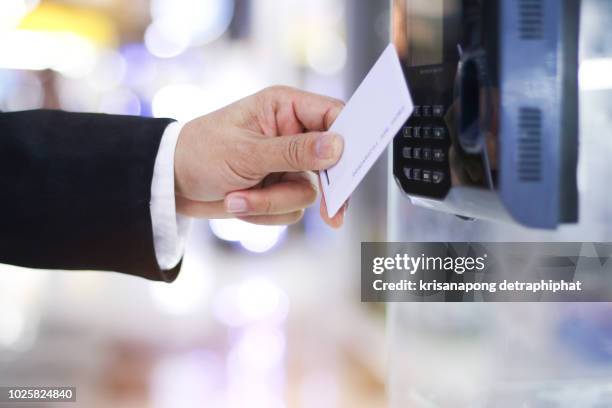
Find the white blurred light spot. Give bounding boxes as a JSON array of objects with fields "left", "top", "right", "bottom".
[
  {"left": 150, "top": 0, "right": 235, "bottom": 47},
  {"left": 86, "top": 50, "right": 127, "bottom": 91},
  {"left": 152, "top": 84, "right": 209, "bottom": 122},
  {"left": 98, "top": 88, "right": 141, "bottom": 116},
  {"left": 151, "top": 351, "right": 224, "bottom": 408},
  {"left": 149, "top": 265, "right": 210, "bottom": 315},
  {"left": 0, "top": 307, "right": 25, "bottom": 349},
  {"left": 0, "top": 30, "right": 97, "bottom": 78},
  {"left": 240, "top": 228, "right": 286, "bottom": 253},
  {"left": 0, "top": 0, "right": 27, "bottom": 31},
  {"left": 226, "top": 327, "right": 287, "bottom": 408},
  {"left": 48, "top": 33, "right": 97, "bottom": 78},
  {"left": 213, "top": 277, "right": 289, "bottom": 327},
  {"left": 209, "top": 219, "right": 286, "bottom": 253},
  {"left": 0, "top": 265, "right": 47, "bottom": 352},
  {"left": 580, "top": 58, "right": 612, "bottom": 91},
  {"left": 306, "top": 32, "right": 347, "bottom": 75},
  {"left": 209, "top": 219, "right": 243, "bottom": 242},
  {"left": 226, "top": 382, "right": 285, "bottom": 408},
  {"left": 144, "top": 19, "right": 190, "bottom": 59},
  {"left": 227, "top": 327, "right": 286, "bottom": 375}
]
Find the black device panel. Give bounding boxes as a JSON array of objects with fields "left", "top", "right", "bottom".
[{"left": 392, "top": 0, "right": 461, "bottom": 199}]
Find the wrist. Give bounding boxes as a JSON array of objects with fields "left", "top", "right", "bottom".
[{"left": 173, "top": 120, "right": 193, "bottom": 198}]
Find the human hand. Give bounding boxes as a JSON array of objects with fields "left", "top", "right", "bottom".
[{"left": 174, "top": 86, "right": 347, "bottom": 228}]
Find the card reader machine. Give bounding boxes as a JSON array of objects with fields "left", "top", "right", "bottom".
[{"left": 392, "top": 0, "right": 580, "bottom": 229}]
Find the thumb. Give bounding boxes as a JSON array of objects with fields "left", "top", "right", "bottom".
[{"left": 257, "top": 131, "right": 343, "bottom": 173}]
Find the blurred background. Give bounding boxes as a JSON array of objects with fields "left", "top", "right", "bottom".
[
  {"left": 0, "top": 0, "right": 390, "bottom": 407},
  {"left": 1, "top": 0, "right": 612, "bottom": 407}
]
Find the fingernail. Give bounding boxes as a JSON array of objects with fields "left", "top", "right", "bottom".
[
  {"left": 226, "top": 196, "right": 248, "bottom": 213},
  {"left": 315, "top": 133, "right": 342, "bottom": 160}
]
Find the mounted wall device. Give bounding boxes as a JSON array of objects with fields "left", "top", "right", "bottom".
[{"left": 391, "top": 0, "right": 580, "bottom": 228}]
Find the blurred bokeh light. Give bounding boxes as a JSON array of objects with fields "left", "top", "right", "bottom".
[{"left": 0, "top": 1, "right": 384, "bottom": 407}]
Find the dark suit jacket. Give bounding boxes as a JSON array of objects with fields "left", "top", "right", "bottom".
[{"left": 0, "top": 109, "right": 181, "bottom": 282}]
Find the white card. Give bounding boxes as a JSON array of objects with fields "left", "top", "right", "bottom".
[{"left": 321, "top": 43, "right": 413, "bottom": 217}]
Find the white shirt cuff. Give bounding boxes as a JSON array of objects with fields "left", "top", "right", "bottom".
[{"left": 150, "top": 121, "right": 191, "bottom": 271}]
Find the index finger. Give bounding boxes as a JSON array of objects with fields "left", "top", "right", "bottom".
[{"left": 264, "top": 86, "right": 345, "bottom": 133}]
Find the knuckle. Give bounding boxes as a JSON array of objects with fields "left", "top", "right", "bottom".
[
  {"left": 238, "top": 139, "right": 265, "bottom": 178},
  {"left": 264, "top": 85, "right": 290, "bottom": 97},
  {"left": 254, "top": 87, "right": 277, "bottom": 107},
  {"left": 235, "top": 138, "right": 255, "bottom": 159},
  {"left": 254, "top": 194, "right": 274, "bottom": 214},
  {"left": 239, "top": 139, "right": 273, "bottom": 177},
  {"left": 330, "top": 97, "right": 345, "bottom": 109},
  {"left": 263, "top": 196, "right": 273, "bottom": 214},
  {"left": 283, "top": 137, "right": 306, "bottom": 170},
  {"left": 259, "top": 86, "right": 274, "bottom": 95},
  {"left": 265, "top": 85, "right": 281, "bottom": 93}
]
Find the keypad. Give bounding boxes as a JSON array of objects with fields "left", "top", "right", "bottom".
[
  {"left": 432, "top": 105, "right": 445, "bottom": 117},
  {"left": 397, "top": 104, "right": 449, "bottom": 194},
  {"left": 396, "top": 139, "right": 444, "bottom": 164},
  {"left": 433, "top": 149, "right": 445, "bottom": 162},
  {"left": 432, "top": 171, "right": 445, "bottom": 184},
  {"left": 433, "top": 127, "right": 446, "bottom": 139},
  {"left": 402, "top": 167, "right": 445, "bottom": 184}
]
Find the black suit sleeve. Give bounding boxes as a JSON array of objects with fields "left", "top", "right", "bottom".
[{"left": 0, "top": 109, "right": 181, "bottom": 282}]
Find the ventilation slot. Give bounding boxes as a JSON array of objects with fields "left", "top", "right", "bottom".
[
  {"left": 518, "top": 107, "right": 542, "bottom": 182},
  {"left": 519, "top": 0, "right": 544, "bottom": 40}
]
